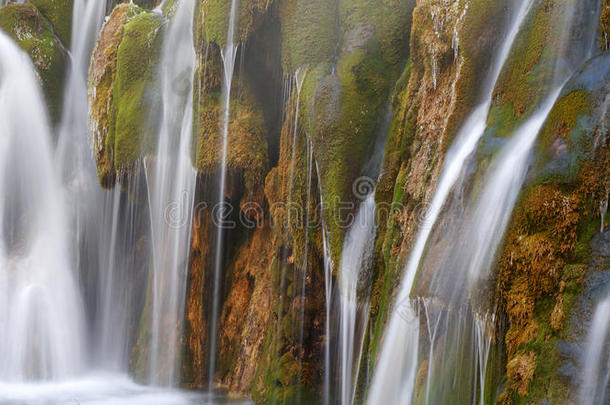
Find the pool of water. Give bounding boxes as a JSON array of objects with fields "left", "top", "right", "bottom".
[{"left": 0, "top": 374, "right": 253, "bottom": 405}]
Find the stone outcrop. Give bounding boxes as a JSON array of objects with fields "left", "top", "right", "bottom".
[
  {"left": 88, "top": 4, "right": 162, "bottom": 187},
  {"left": 496, "top": 53, "right": 610, "bottom": 405},
  {"left": 0, "top": 2, "right": 67, "bottom": 121},
  {"left": 80, "top": 1, "right": 610, "bottom": 404}
]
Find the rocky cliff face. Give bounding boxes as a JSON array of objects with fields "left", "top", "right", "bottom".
[
  {"left": 14, "top": 0, "right": 605, "bottom": 402},
  {"left": 365, "top": 0, "right": 509, "bottom": 373},
  {"left": 496, "top": 53, "right": 610, "bottom": 405}
]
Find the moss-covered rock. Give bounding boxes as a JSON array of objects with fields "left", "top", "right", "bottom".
[
  {"left": 279, "top": 0, "right": 338, "bottom": 73},
  {"left": 88, "top": 4, "right": 162, "bottom": 187},
  {"left": 496, "top": 54, "right": 610, "bottom": 404},
  {"left": 194, "top": 89, "right": 269, "bottom": 200},
  {"left": 298, "top": 0, "right": 414, "bottom": 269},
  {"left": 365, "top": 0, "right": 509, "bottom": 377},
  {"left": 250, "top": 80, "right": 327, "bottom": 404},
  {"left": 488, "top": 0, "right": 601, "bottom": 139},
  {"left": 201, "top": 0, "right": 277, "bottom": 47},
  {"left": 29, "top": 0, "right": 72, "bottom": 47},
  {"left": 89, "top": 4, "right": 137, "bottom": 186},
  {"left": 112, "top": 11, "right": 163, "bottom": 168},
  {"left": 0, "top": 3, "right": 66, "bottom": 122},
  {"left": 107, "top": 0, "right": 161, "bottom": 11}
]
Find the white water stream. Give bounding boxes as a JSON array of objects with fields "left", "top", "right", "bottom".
[
  {"left": 145, "top": 0, "right": 198, "bottom": 386},
  {"left": 366, "top": 1, "right": 533, "bottom": 402},
  {"left": 339, "top": 194, "right": 376, "bottom": 405},
  {"left": 0, "top": 29, "right": 85, "bottom": 383},
  {"left": 580, "top": 289, "right": 610, "bottom": 405},
  {"left": 209, "top": 0, "right": 240, "bottom": 387}
]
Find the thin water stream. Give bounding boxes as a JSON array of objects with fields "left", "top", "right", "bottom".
[
  {"left": 146, "top": 0, "right": 198, "bottom": 386},
  {"left": 366, "top": 1, "right": 533, "bottom": 402},
  {"left": 209, "top": 0, "right": 240, "bottom": 388}
]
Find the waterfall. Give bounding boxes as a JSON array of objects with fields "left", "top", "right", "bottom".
[
  {"left": 579, "top": 289, "right": 610, "bottom": 405},
  {"left": 209, "top": 0, "right": 240, "bottom": 387},
  {"left": 288, "top": 68, "right": 307, "bottom": 213},
  {"left": 145, "top": 0, "right": 197, "bottom": 386},
  {"left": 455, "top": 89, "right": 563, "bottom": 295},
  {"left": 297, "top": 135, "right": 314, "bottom": 402},
  {"left": 95, "top": 183, "right": 140, "bottom": 371},
  {"left": 366, "top": 1, "right": 533, "bottom": 403},
  {"left": 53, "top": 0, "right": 122, "bottom": 370},
  {"left": 322, "top": 222, "right": 333, "bottom": 405},
  {"left": 56, "top": 0, "right": 107, "bottom": 197},
  {"left": 0, "top": 30, "right": 85, "bottom": 381},
  {"left": 339, "top": 194, "right": 376, "bottom": 405}
]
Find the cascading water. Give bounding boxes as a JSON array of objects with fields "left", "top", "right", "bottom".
[
  {"left": 366, "top": 1, "right": 533, "bottom": 402},
  {"left": 209, "top": 0, "right": 240, "bottom": 387},
  {"left": 338, "top": 193, "right": 376, "bottom": 405},
  {"left": 322, "top": 221, "right": 333, "bottom": 405},
  {"left": 449, "top": 89, "right": 563, "bottom": 296},
  {"left": 0, "top": 30, "right": 85, "bottom": 382},
  {"left": 53, "top": 0, "right": 123, "bottom": 370},
  {"left": 580, "top": 288, "right": 610, "bottom": 405},
  {"left": 145, "top": 0, "right": 198, "bottom": 386},
  {"left": 1, "top": 0, "right": 608, "bottom": 402},
  {"left": 369, "top": 0, "right": 602, "bottom": 403},
  {"left": 297, "top": 135, "right": 314, "bottom": 402}
]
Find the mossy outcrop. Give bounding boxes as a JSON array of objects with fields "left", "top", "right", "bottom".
[
  {"left": 496, "top": 54, "right": 610, "bottom": 404},
  {"left": 600, "top": 0, "right": 609, "bottom": 51},
  {"left": 194, "top": 86, "right": 269, "bottom": 202},
  {"left": 107, "top": 0, "right": 161, "bottom": 11},
  {"left": 201, "top": 0, "right": 277, "bottom": 47},
  {"left": 365, "top": 0, "right": 509, "bottom": 373},
  {"left": 0, "top": 3, "right": 67, "bottom": 121},
  {"left": 80, "top": 0, "right": 610, "bottom": 402},
  {"left": 487, "top": 0, "right": 600, "bottom": 140},
  {"left": 278, "top": 0, "right": 338, "bottom": 73},
  {"left": 252, "top": 91, "right": 327, "bottom": 405},
  {"left": 29, "top": 0, "right": 72, "bottom": 47},
  {"left": 112, "top": 12, "right": 163, "bottom": 167},
  {"left": 291, "top": 0, "right": 414, "bottom": 269},
  {"left": 89, "top": 4, "right": 163, "bottom": 187}
]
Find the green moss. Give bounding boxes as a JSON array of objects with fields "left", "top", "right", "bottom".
[
  {"left": 374, "top": 58, "right": 414, "bottom": 207},
  {"left": 202, "top": 0, "right": 230, "bottom": 45},
  {"left": 110, "top": 11, "right": 163, "bottom": 170},
  {"left": 134, "top": 0, "right": 159, "bottom": 9},
  {"left": 366, "top": 163, "right": 409, "bottom": 366},
  {"left": 202, "top": 0, "right": 276, "bottom": 47},
  {"left": 279, "top": 0, "right": 338, "bottom": 73},
  {"left": 311, "top": 3, "right": 412, "bottom": 267},
  {"left": 89, "top": 3, "right": 143, "bottom": 187},
  {"left": 195, "top": 94, "right": 268, "bottom": 192},
  {"left": 491, "top": 0, "right": 553, "bottom": 127},
  {"left": 600, "top": 1, "right": 609, "bottom": 51},
  {"left": 29, "top": 0, "right": 73, "bottom": 47},
  {"left": 535, "top": 90, "right": 592, "bottom": 183},
  {"left": 0, "top": 3, "right": 66, "bottom": 122},
  {"left": 489, "top": 0, "right": 584, "bottom": 139},
  {"left": 496, "top": 66, "right": 610, "bottom": 402}
]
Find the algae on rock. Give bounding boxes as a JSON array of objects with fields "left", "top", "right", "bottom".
[
  {"left": 0, "top": 3, "right": 67, "bottom": 122},
  {"left": 88, "top": 4, "right": 163, "bottom": 186},
  {"left": 496, "top": 54, "right": 610, "bottom": 405},
  {"left": 29, "top": 0, "right": 73, "bottom": 47}
]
